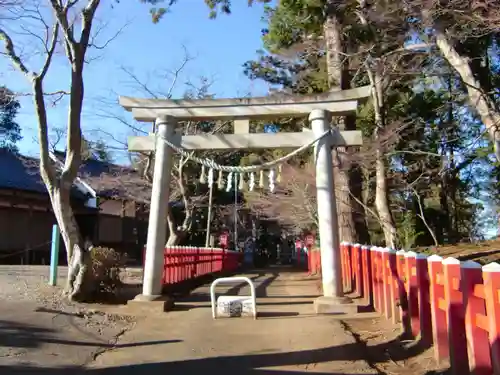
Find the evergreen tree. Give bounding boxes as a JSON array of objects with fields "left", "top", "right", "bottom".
[{"left": 0, "top": 86, "right": 21, "bottom": 152}]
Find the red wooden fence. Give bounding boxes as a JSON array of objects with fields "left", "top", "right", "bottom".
[
  {"left": 308, "top": 243, "right": 500, "bottom": 375},
  {"left": 143, "top": 246, "right": 242, "bottom": 285}
]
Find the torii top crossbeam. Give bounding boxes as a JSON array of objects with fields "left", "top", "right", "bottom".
[
  {"left": 120, "top": 86, "right": 371, "bottom": 152},
  {"left": 119, "top": 86, "right": 371, "bottom": 122}
]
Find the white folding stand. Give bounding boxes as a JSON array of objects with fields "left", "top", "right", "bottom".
[{"left": 210, "top": 277, "right": 257, "bottom": 319}]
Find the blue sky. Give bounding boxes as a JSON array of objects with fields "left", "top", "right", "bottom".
[{"left": 2, "top": 0, "right": 272, "bottom": 160}]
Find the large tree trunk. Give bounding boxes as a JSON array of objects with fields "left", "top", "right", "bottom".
[
  {"left": 354, "top": 0, "right": 397, "bottom": 247},
  {"left": 165, "top": 160, "right": 193, "bottom": 246},
  {"left": 324, "top": 2, "right": 358, "bottom": 244},
  {"left": 433, "top": 29, "right": 500, "bottom": 161},
  {"left": 50, "top": 186, "right": 92, "bottom": 300},
  {"left": 374, "top": 149, "right": 396, "bottom": 248},
  {"left": 2, "top": 0, "right": 102, "bottom": 302},
  {"left": 369, "top": 68, "right": 397, "bottom": 248}
]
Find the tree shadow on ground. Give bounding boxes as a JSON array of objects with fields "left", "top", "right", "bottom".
[
  {"left": 341, "top": 319, "right": 433, "bottom": 368},
  {"left": 0, "top": 320, "right": 181, "bottom": 350},
  {"left": 0, "top": 332, "right": 433, "bottom": 375}
]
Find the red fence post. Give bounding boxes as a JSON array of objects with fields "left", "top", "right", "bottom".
[
  {"left": 169, "top": 246, "right": 174, "bottom": 284},
  {"left": 462, "top": 260, "right": 491, "bottom": 375},
  {"left": 184, "top": 246, "right": 189, "bottom": 282},
  {"left": 161, "top": 246, "right": 167, "bottom": 285},
  {"left": 178, "top": 246, "right": 183, "bottom": 282},
  {"left": 361, "top": 245, "right": 372, "bottom": 304},
  {"left": 179, "top": 246, "right": 187, "bottom": 281},
  {"left": 483, "top": 262, "right": 500, "bottom": 374},
  {"left": 340, "top": 242, "right": 348, "bottom": 293},
  {"left": 168, "top": 246, "right": 174, "bottom": 284},
  {"left": 442, "top": 257, "right": 468, "bottom": 374},
  {"left": 395, "top": 250, "right": 409, "bottom": 329},
  {"left": 371, "top": 247, "right": 382, "bottom": 313},
  {"left": 388, "top": 248, "right": 400, "bottom": 324},
  {"left": 381, "top": 248, "right": 394, "bottom": 320},
  {"left": 347, "top": 243, "right": 354, "bottom": 293},
  {"left": 353, "top": 244, "right": 362, "bottom": 297},
  {"left": 314, "top": 249, "right": 321, "bottom": 275},
  {"left": 405, "top": 251, "right": 419, "bottom": 338},
  {"left": 177, "top": 246, "right": 183, "bottom": 282},
  {"left": 416, "top": 253, "right": 433, "bottom": 345},
  {"left": 351, "top": 243, "right": 357, "bottom": 294},
  {"left": 428, "top": 254, "right": 449, "bottom": 363}
]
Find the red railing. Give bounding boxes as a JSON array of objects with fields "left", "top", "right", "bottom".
[
  {"left": 309, "top": 243, "right": 500, "bottom": 375},
  {"left": 143, "top": 246, "right": 242, "bottom": 285}
]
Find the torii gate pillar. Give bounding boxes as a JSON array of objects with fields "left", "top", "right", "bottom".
[
  {"left": 141, "top": 116, "right": 175, "bottom": 298},
  {"left": 310, "top": 110, "right": 354, "bottom": 313}
]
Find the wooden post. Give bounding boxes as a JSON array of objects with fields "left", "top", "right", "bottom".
[
  {"left": 405, "top": 251, "right": 420, "bottom": 338},
  {"left": 428, "top": 254, "right": 449, "bottom": 363},
  {"left": 371, "top": 247, "right": 382, "bottom": 312},
  {"left": 354, "top": 243, "right": 362, "bottom": 296},
  {"left": 416, "top": 253, "right": 432, "bottom": 345},
  {"left": 381, "top": 248, "right": 394, "bottom": 319},
  {"left": 482, "top": 262, "right": 500, "bottom": 374},
  {"left": 462, "top": 260, "right": 491, "bottom": 375},
  {"left": 361, "top": 245, "right": 372, "bottom": 303},
  {"left": 396, "top": 250, "right": 410, "bottom": 332},
  {"left": 388, "top": 249, "right": 399, "bottom": 324},
  {"left": 442, "top": 257, "right": 468, "bottom": 374}
]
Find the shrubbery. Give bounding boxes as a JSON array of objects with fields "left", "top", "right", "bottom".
[{"left": 89, "top": 246, "right": 127, "bottom": 296}]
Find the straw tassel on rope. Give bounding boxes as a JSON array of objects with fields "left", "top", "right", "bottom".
[
  {"left": 269, "top": 169, "right": 276, "bottom": 193},
  {"left": 259, "top": 170, "right": 264, "bottom": 188},
  {"left": 199, "top": 165, "right": 206, "bottom": 184},
  {"left": 217, "top": 170, "right": 224, "bottom": 190},
  {"left": 239, "top": 173, "right": 246, "bottom": 191},
  {"left": 277, "top": 165, "right": 282, "bottom": 183},
  {"left": 226, "top": 172, "right": 233, "bottom": 192},
  {"left": 249, "top": 172, "right": 255, "bottom": 191},
  {"left": 207, "top": 168, "right": 214, "bottom": 187}
]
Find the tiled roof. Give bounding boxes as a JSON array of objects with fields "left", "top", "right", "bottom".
[
  {"left": 0, "top": 149, "right": 181, "bottom": 207},
  {"left": 52, "top": 151, "right": 152, "bottom": 203},
  {"left": 0, "top": 148, "right": 88, "bottom": 200}
]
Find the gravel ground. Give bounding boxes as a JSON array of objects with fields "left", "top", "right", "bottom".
[
  {"left": 0, "top": 265, "right": 142, "bottom": 304},
  {"left": 0, "top": 265, "right": 68, "bottom": 305},
  {"left": 0, "top": 265, "right": 139, "bottom": 371}
]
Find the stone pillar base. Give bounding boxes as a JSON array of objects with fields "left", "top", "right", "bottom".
[
  {"left": 126, "top": 294, "right": 174, "bottom": 315},
  {"left": 313, "top": 295, "right": 358, "bottom": 315}
]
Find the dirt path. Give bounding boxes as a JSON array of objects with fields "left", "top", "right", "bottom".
[
  {"left": 0, "top": 266, "right": 137, "bottom": 373},
  {"left": 82, "top": 269, "right": 380, "bottom": 375},
  {"left": 0, "top": 300, "right": 135, "bottom": 372},
  {"left": 341, "top": 309, "right": 450, "bottom": 375},
  {"left": 0, "top": 266, "right": 448, "bottom": 374}
]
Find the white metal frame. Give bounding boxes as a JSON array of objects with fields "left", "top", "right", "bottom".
[{"left": 210, "top": 277, "right": 257, "bottom": 320}]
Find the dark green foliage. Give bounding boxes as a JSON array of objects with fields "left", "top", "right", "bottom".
[
  {"left": 81, "top": 138, "right": 114, "bottom": 163},
  {"left": 141, "top": 0, "right": 271, "bottom": 23},
  {"left": 242, "top": 0, "right": 500, "bottom": 244},
  {"left": 0, "top": 86, "right": 21, "bottom": 152},
  {"left": 140, "top": 0, "right": 500, "bottom": 244}
]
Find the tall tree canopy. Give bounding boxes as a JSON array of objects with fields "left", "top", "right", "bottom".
[{"left": 0, "top": 86, "right": 21, "bottom": 152}]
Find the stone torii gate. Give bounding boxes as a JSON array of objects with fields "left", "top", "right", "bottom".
[{"left": 120, "top": 86, "right": 370, "bottom": 313}]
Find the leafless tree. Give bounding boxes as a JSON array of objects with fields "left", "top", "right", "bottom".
[
  {"left": 92, "top": 51, "right": 235, "bottom": 245},
  {"left": 245, "top": 163, "right": 318, "bottom": 233},
  {"left": 0, "top": 0, "right": 123, "bottom": 300},
  {"left": 390, "top": 0, "right": 500, "bottom": 161}
]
